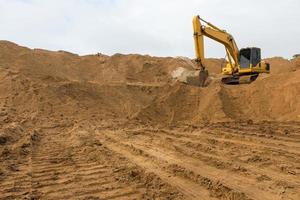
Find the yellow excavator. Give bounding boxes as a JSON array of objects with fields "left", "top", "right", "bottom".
[{"left": 193, "top": 16, "right": 270, "bottom": 86}]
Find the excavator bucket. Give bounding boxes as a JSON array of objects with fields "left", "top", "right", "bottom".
[{"left": 199, "top": 69, "right": 209, "bottom": 87}]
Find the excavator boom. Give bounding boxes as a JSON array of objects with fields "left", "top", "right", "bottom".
[{"left": 193, "top": 16, "right": 239, "bottom": 70}]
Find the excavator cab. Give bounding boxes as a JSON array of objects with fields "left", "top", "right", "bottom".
[
  {"left": 239, "top": 48, "right": 261, "bottom": 69},
  {"left": 238, "top": 47, "right": 270, "bottom": 79},
  {"left": 221, "top": 47, "right": 269, "bottom": 84}
]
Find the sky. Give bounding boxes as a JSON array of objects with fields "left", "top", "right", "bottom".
[{"left": 0, "top": 0, "right": 299, "bottom": 58}]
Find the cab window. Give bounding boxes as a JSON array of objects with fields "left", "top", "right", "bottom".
[
  {"left": 239, "top": 49, "right": 251, "bottom": 68},
  {"left": 251, "top": 48, "right": 261, "bottom": 66}
]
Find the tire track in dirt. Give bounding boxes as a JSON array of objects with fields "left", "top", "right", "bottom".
[
  {"left": 157, "top": 128, "right": 300, "bottom": 165},
  {"left": 98, "top": 131, "right": 252, "bottom": 200},
  {"left": 1, "top": 125, "right": 188, "bottom": 199},
  {"left": 173, "top": 126, "right": 300, "bottom": 154},
  {"left": 120, "top": 126, "right": 300, "bottom": 175},
  {"left": 211, "top": 128, "right": 300, "bottom": 149},
  {"left": 120, "top": 128, "right": 300, "bottom": 186},
  {"left": 0, "top": 165, "right": 32, "bottom": 200},
  {"left": 28, "top": 129, "right": 143, "bottom": 200},
  {"left": 137, "top": 126, "right": 300, "bottom": 186},
  {"left": 0, "top": 131, "right": 33, "bottom": 200},
  {"left": 216, "top": 123, "right": 300, "bottom": 140},
  {"left": 98, "top": 129, "right": 300, "bottom": 200},
  {"left": 96, "top": 131, "right": 217, "bottom": 200},
  {"left": 0, "top": 128, "right": 141, "bottom": 200},
  {"left": 150, "top": 128, "right": 300, "bottom": 161}
]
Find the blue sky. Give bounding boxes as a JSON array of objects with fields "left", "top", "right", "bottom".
[{"left": 0, "top": 0, "right": 299, "bottom": 58}]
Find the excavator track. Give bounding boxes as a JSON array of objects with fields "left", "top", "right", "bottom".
[{"left": 221, "top": 76, "right": 240, "bottom": 85}]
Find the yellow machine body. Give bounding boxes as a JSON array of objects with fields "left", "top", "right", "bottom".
[
  {"left": 192, "top": 15, "right": 270, "bottom": 85},
  {"left": 222, "top": 60, "right": 270, "bottom": 75}
]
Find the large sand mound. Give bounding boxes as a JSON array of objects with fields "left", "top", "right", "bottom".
[{"left": 0, "top": 41, "right": 299, "bottom": 127}]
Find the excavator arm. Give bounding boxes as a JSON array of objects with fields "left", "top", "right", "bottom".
[{"left": 193, "top": 15, "right": 239, "bottom": 73}]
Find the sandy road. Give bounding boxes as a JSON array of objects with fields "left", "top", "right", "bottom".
[{"left": 0, "top": 121, "right": 300, "bottom": 200}]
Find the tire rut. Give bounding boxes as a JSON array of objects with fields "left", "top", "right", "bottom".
[{"left": 98, "top": 129, "right": 300, "bottom": 200}]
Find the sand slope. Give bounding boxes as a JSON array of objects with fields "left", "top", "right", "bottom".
[{"left": 1, "top": 41, "right": 299, "bottom": 125}]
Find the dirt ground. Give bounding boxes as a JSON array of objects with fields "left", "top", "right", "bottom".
[{"left": 0, "top": 41, "right": 300, "bottom": 200}]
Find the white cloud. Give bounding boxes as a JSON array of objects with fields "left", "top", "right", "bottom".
[{"left": 0, "top": 0, "right": 299, "bottom": 58}]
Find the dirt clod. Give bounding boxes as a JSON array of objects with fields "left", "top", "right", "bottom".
[{"left": 0, "top": 136, "right": 7, "bottom": 145}]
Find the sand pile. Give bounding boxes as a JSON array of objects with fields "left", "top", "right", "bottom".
[
  {"left": 0, "top": 41, "right": 181, "bottom": 125},
  {"left": 0, "top": 41, "right": 197, "bottom": 84},
  {"left": 0, "top": 41, "right": 299, "bottom": 128}
]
